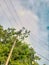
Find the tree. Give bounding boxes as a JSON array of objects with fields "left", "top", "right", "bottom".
[{"left": 0, "top": 25, "right": 41, "bottom": 65}]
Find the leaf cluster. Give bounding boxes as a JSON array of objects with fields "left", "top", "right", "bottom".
[{"left": 0, "top": 25, "right": 42, "bottom": 65}]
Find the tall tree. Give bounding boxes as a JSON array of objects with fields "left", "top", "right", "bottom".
[{"left": 0, "top": 25, "right": 41, "bottom": 65}]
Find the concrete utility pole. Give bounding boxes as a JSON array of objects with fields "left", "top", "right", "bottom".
[{"left": 5, "top": 38, "right": 17, "bottom": 65}]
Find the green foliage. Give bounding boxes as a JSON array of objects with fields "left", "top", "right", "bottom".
[
  {"left": 43, "top": 64, "right": 46, "bottom": 65},
  {"left": 0, "top": 25, "right": 41, "bottom": 65}
]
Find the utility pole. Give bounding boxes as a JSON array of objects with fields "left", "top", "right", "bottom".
[
  {"left": 5, "top": 37, "right": 17, "bottom": 65},
  {"left": 5, "top": 29, "right": 23, "bottom": 65},
  {"left": 5, "top": 28, "right": 28, "bottom": 65}
]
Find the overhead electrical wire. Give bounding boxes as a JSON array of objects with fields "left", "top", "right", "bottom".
[
  {"left": 7, "top": 0, "right": 49, "bottom": 61},
  {"left": 36, "top": 52, "right": 49, "bottom": 61},
  {"left": 9, "top": 0, "right": 49, "bottom": 48},
  {"left": 2, "top": 0, "right": 49, "bottom": 48},
  {"left": 1, "top": 1, "right": 49, "bottom": 50},
  {"left": 30, "top": 37, "right": 49, "bottom": 60},
  {"left": 30, "top": 36, "right": 49, "bottom": 53},
  {"left": 4, "top": 0, "right": 49, "bottom": 60},
  {"left": 3, "top": 0, "right": 20, "bottom": 27},
  {"left": 1, "top": 0, "right": 49, "bottom": 62},
  {"left": 30, "top": 33, "right": 49, "bottom": 51},
  {"left": 9, "top": 0, "right": 23, "bottom": 27},
  {"left": 0, "top": 2, "right": 13, "bottom": 27}
]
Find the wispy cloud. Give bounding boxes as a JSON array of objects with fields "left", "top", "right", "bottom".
[
  {"left": 18, "top": 0, "right": 49, "bottom": 65},
  {"left": 0, "top": 0, "right": 49, "bottom": 65}
]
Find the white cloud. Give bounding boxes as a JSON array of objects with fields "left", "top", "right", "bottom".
[
  {"left": 0, "top": 0, "right": 49, "bottom": 65},
  {"left": 17, "top": 8, "right": 39, "bottom": 35}
]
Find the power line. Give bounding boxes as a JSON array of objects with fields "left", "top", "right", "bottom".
[
  {"left": 3, "top": 0, "right": 20, "bottom": 27},
  {"left": 1, "top": 0, "right": 48, "bottom": 48},
  {"left": 3, "top": 0, "right": 49, "bottom": 48},
  {"left": 8, "top": 0, "right": 49, "bottom": 49},
  {"left": 0, "top": 2, "right": 13, "bottom": 27},
  {"left": 37, "top": 52, "right": 49, "bottom": 61},
  {"left": 9, "top": 0, "right": 49, "bottom": 48},
  {"left": 30, "top": 33, "right": 49, "bottom": 50},
  {"left": 31, "top": 36, "right": 49, "bottom": 59},
  {"left": 6, "top": 0, "right": 49, "bottom": 53},
  {"left": 30, "top": 37, "right": 49, "bottom": 61},
  {"left": 31, "top": 37, "right": 49, "bottom": 52},
  {"left": 1, "top": 0, "right": 49, "bottom": 62},
  {"left": 9, "top": 0, "right": 23, "bottom": 27}
]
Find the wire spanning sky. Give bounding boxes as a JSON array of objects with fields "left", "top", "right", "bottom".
[{"left": 0, "top": 0, "right": 49, "bottom": 65}]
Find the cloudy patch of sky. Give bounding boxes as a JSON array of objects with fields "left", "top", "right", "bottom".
[{"left": 0, "top": 0, "right": 49, "bottom": 65}]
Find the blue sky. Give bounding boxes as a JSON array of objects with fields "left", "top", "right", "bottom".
[{"left": 0, "top": 0, "right": 49, "bottom": 65}]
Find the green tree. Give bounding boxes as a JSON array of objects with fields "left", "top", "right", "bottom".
[{"left": 0, "top": 25, "right": 41, "bottom": 65}]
